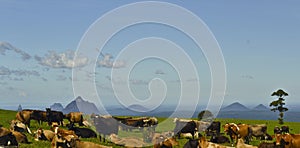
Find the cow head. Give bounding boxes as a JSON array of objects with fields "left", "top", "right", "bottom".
[
  {"left": 34, "top": 128, "right": 43, "bottom": 141},
  {"left": 274, "top": 133, "right": 290, "bottom": 147}
]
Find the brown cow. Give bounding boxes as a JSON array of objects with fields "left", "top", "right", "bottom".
[
  {"left": 16, "top": 109, "right": 33, "bottom": 127},
  {"left": 34, "top": 128, "right": 55, "bottom": 141},
  {"left": 69, "top": 138, "right": 112, "bottom": 148},
  {"left": 275, "top": 133, "right": 300, "bottom": 148},
  {"left": 223, "top": 123, "right": 250, "bottom": 146},
  {"left": 51, "top": 125, "right": 78, "bottom": 140},
  {"left": 11, "top": 131, "right": 29, "bottom": 143},
  {"left": 154, "top": 137, "right": 179, "bottom": 148},
  {"left": 64, "top": 112, "right": 84, "bottom": 126},
  {"left": 0, "top": 127, "right": 10, "bottom": 137}
]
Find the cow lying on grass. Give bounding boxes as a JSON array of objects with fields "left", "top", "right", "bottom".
[
  {"left": 108, "top": 134, "right": 146, "bottom": 147},
  {"left": 0, "top": 132, "right": 18, "bottom": 147},
  {"left": 10, "top": 119, "right": 31, "bottom": 134},
  {"left": 67, "top": 123, "right": 97, "bottom": 138},
  {"left": 34, "top": 128, "right": 55, "bottom": 141},
  {"left": 69, "top": 138, "right": 112, "bottom": 148}
]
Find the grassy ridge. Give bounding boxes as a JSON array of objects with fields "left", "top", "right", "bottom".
[{"left": 1, "top": 109, "right": 299, "bottom": 147}]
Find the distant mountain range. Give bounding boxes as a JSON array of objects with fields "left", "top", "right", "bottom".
[
  {"left": 50, "top": 96, "right": 100, "bottom": 114},
  {"left": 220, "top": 102, "right": 269, "bottom": 111}
]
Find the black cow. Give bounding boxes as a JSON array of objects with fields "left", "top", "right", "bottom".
[
  {"left": 206, "top": 121, "right": 221, "bottom": 136},
  {"left": 258, "top": 141, "right": 285, "bottom": 148},
  {"left": 93, "top": 115, "right": 119, "bottom": 142},
  {"left": 0, "top": 133, "right": 18, "bottom": 147},
  {"left": 274, "top": 126, "right": 282, "bottom": 134},
  {"left": 46, "top": 108, "right": 64, "bottom": 126},
  {"left": 67, "top": 123, "right": 97, "bottom": 138},
  {"left": 30, "top": 110, "right": 47, "bottom": 125},
  {"left": 281, "top": 126, "right": 289, "bottom": 134},
  {"left": 119, "top": 117, "right": 149, "bottom": 131},
  {"left": 210, "top": 134, "right": 230, "bottom": 144},
  {"left": 183, "top": 139, "right": 200, "bottom": 148},
  {"left": 173, "top": 120, "right": 197, "bottom": 139}
]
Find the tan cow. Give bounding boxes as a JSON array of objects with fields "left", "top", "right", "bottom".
[
  {"left": 34, "top": 128, "right": 55, "bottom": 141},
  {"left": 236, "top": 138, "right": 258, "bottom": 148},
  {"left": 199, "top": 136, "right": 234, "bottom": 148},
  {"left": 64, "top": 112, "right": 84, "bottom": 126},
  {"left": 0, "top": 127, "right": 10, "bottom": 137},
  {"left": 69, "top": 138, "right": 112, "bottom": 148},
  {"left": 11, "top": 131, "right": 29, "bottom": 143}
]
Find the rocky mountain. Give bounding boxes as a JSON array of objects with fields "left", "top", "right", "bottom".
[
  {"left": 62, "top": 96, "right": 100, "bottom": 114},
  {"left": 252, "top": 104, "right": 269, "bottom": 111},
  {"left": 50, "top": 103, "right": 64, "bottom": 111},
  {"left": 221, "top": 102, "right": 250, "bottom": 111}
]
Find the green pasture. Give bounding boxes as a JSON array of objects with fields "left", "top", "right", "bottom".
[{"left": 1, "top": 109, "right": 299, "bottom": 147}]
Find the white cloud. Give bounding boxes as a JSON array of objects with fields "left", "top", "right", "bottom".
[
  {"left": 35, "top": 50, "right": 88, "bottom": 69},
  {"left": 0, "top": 41, "right": 31, "bottom": 60},
  {"left": 98, "top": 53, "right": 126, "bottom": 68}
]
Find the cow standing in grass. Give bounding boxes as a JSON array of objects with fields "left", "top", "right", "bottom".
[
  {"left": 64, "top": 112, "right": 84, "bottom": 126},
  {"left": 46, "top": 108, "right": 64, "bottom": 126},
  {"left": 223, "top": 123, "right": 250, "bottom": 146},
  {"left": 173, "top": 118, "right": 197, "bottom": 139}
]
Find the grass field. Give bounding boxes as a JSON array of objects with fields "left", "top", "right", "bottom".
[{"left": 1, "top": 109, "right": 299, "bottom": 147}]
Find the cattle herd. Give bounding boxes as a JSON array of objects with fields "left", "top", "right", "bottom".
[{"left": 0, "top": 108, "right": 299, "bottom": 148}]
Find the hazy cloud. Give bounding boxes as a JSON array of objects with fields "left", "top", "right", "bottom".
[
  {"left": 155, "top": 69, "right": 165, "bottom": 75},
  {"left": 241, "top": 75, "right": 254, "bottom": 80},
  {"left": 0, "top": 66, "right": 11, "bottom": 75},
  {"left": 13, "top": 77, "right": 24, "bottom": 81},
  {"left": 56, "top": 75, "right": 68, "bottom": 81},
  {"left": 35, "top": 50, "right": 88, "bottom": 69},
  {"left": 0, "top": 41, "right": 31, "bottom": 60},
  {"left": 0, "top": 66, "right": 40, "bottom": 77},
  {"left": 130, "top": 79, "right": 148, "bottom": 85},
  {"left": 41, "top": 77, "right": 48, "bottom": 82},
  {"left": 98, "top": 53, "right": 126, "bottom": 68}
]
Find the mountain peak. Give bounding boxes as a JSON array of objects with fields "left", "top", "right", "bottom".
[
  {"left": 75, "top": 96, "right": 84, "bottom": 102},
  {"left": 253, "top": 104, "right": 269, "bottom": 111},
  {"left": 221, "top": 102, "right": 249, "bottom": 111},
  {"left": 63, "top": 96, "right": 99, "bottom": 114}
]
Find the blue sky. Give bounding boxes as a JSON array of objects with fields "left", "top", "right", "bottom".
[{"left": 0, "top": 1, "right": 299, "bottom": 110}]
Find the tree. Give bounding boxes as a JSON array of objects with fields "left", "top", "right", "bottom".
[
  {"left": 269, "top": 89, "right": 289, "bottom": 124},
  {"left": 198, "top": 110, "right": 214, "bottom": 121}
]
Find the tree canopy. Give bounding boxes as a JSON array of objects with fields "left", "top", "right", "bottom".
[{"left": 269, "top": 89, "right": 289, "bottom": 124}]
